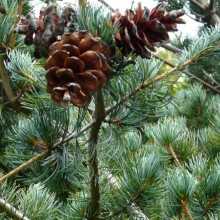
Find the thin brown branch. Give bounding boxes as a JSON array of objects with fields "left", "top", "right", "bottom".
[
  {"left": 0, "top": 118, "right": 96, "bottom": 184},
  {"left": 153, "top": 54, "right": 220, "bottom": 94},
  {"left": 10, "top": 0, "right": 23, "bottom": 48},
  {"left": 209, "top": 0, "right": 217, "bottom": 13},
  {"left": 181, "top": 196, "right": 194, "bottom": 220},
  {"left": 0, "top": 58, "right": 30, "bottom": 115},
  {"left": 105, "top": 171, "right": 150, "bottom": 219},
  {"left": 2, "top": 90, "right": 23, "bottom": 107},
  {"left": 202, "top": 69, "right": 220, "bottom": 87},
  {"left": 106, "top": 48, "right": 211, "bottom": 116},
  {"left": 0, "top": 198, "right": 30, "bottom": 220},
  {"left": 53, "top": 119, "right": 96, "bottom": 147},
  {"left": 0, "top": 149, "right": 49, "bottom": 185},
  {"left": 167, "top": 145, "right": 183, "bottom": 168},
  {"left": 144, "top": 48, "right": 212, "bottom": 86}
]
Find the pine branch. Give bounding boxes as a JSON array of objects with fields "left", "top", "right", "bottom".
[
  {"left": 160, "top": 44, "right": 183, "bottom": 54},
  {"left": 153, "top": 54, "right": 220, "bottom": 94},
  {"left": 78, "top": 0, "right": 87, "bottom": 7},
  {"left": 2, "top": 90, "right": 24, "bottom": 108},
  {"left": 167, "top": 145, "right": 183, "bottom": 168},
  {"left": 181, "top": 196, "right": 194, "bottom": 220},
  {"left": 10, "top": 0, "right": 23, "bottom": 48},
  {"left": 202, "top": 69, "right": 220, "bottom": 88},
  {"left": 105, "top": 171, "right": 150, "bottom": 219},
  {"left": 0, "top": 162, "right": 10, "bottom": 173},
  {"left": 88, "top": 89, "right": 105, "bottom": 220},
  {"left": 144, "top": 48, "right": 211, "bottom": 88},
  {"left": 0, "top": 198, "right": 29, "bottom": 220},
  {"left": 53, "top": 119, "right": 96, "bottom": 147},
  {"left": 0, "top": 149, "right": 49, "bottom": 185},
  {"left": 0, "top": 58, "right": 30, "bottom": 115},
  {"left": 0, "top": 58, "right": 15, "bottom": 102},
  {"left": 106, "top": 46, "right": 214, "bottom": 116},
  {"left": 0, "top": 118, "right": 96, "bottom": 184}
]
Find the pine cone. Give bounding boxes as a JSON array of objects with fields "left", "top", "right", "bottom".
[
  {"left": 45, "top": 31, "right": 112, "bottom": 107},
  {"left": 14, "top": 5, "right": 76, "bottom": 58},
  {"left": 0, "top": 7, "right": 5, "bottom": 14},
  {"left": 111, "top": 3, "right": 185, "bottom": 58}
]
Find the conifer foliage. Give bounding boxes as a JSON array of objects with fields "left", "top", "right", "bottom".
[{"left": 1, "top": 0, "right": 220, "bottom": 219}]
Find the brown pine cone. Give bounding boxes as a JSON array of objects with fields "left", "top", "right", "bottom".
[
  {"left": 0, "top": 7, "right": 5, "bottom": 14},
  {"left": 111, "top": 3, "right": 185, "bottom": 58},
  {"left": 14, "top": 5, "right": 76, "bottom": 58},
  {"left": 45, "top": 31, "right": 112, "bottom": 107}
]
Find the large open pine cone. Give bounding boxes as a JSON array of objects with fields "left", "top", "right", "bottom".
[
  {"left": 45, "top": 31, "right": 112, "bottom": 107},
  {"left": 111, "top": 3, "right": 185, "bottom": 58},
  {"left": 15, "top": 5, "right": 113, "bottom": 107}
]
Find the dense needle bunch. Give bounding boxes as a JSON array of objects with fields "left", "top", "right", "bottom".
[{"left": 111, "top": 3, "right": 185, "bottom": 58}]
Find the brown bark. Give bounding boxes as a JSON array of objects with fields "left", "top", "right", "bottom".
[
  {"left": 189, "top": 0, "right": 220, "bottom": 26},
  {"left": 0, "top": 58, "right": 30, "bottom": 115},
  {"left": 88, "top": 90, "right": 105, "bottom": 220},
  {"left": 0, "top": 150, "right": 49, "bottom": 185}
]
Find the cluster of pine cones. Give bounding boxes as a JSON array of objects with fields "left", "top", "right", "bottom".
[{"left": 14, "top": 3, "right": 185, "bottom": 107}]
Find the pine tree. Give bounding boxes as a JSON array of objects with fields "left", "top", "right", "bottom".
[{"left": 1, "top": 0, "right": 220, "bottom": 220}]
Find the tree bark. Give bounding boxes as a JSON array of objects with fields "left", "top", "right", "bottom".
[
  {"left": 88, "top": 89, "right": 105, "bottom": 219},
  {"left": 189, "top": 0, "right": 220, "bottom": 26},
  {"left": 0, "top": 198, "right": 30, "bottom": 220}
]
